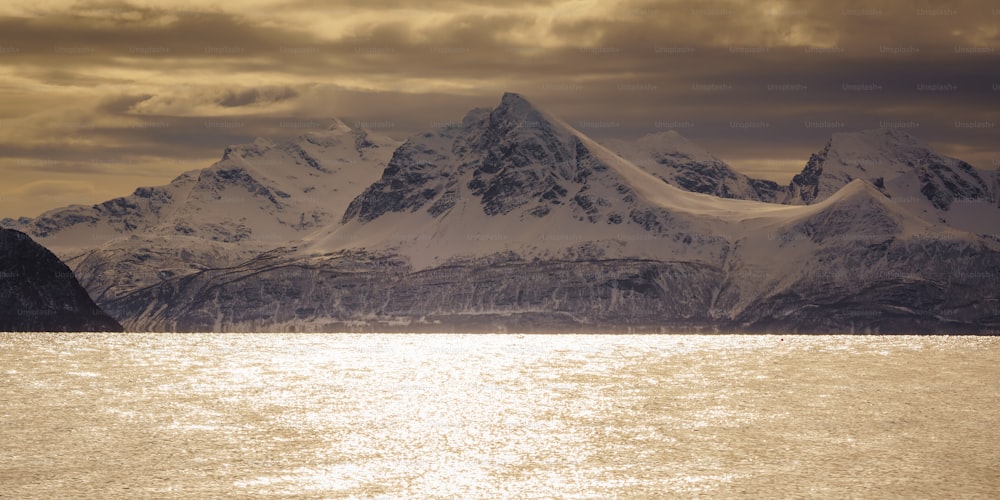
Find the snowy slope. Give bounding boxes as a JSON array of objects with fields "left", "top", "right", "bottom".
[
  {"left": 17, "top": 124, "right": 398, "bottom": 254},
  {"left": 783, "top": 128, "right": 997, "bottom": 234},
  {"left": 301, "top": 93, "right": 749, "bottom": 269},
  {"left": 3, "top": 122, "right": 400, "bottom": 301},
  {"left": 602, "top": 131, "right": 785, "bottom": 202},
  {"left": 301, "top": 95, "right": 929, "bottom": 269}
]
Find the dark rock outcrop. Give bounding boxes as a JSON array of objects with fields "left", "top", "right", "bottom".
[{"left": 0, "top": 229, "right": 123, "bottom": 332}]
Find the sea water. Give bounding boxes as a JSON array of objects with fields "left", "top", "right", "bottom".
[{"left": 1, "top": 333, "right": 997, "bottom": 498}]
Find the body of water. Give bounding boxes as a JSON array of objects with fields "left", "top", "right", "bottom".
[{"left": 1, "top": 333, "right": 997, "bottom": 498}]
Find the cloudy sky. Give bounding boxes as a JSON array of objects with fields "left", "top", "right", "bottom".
[{"left": 1, "top": 0, "right": 997, "bottom": 218}]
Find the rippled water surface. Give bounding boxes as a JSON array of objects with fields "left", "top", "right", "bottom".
[{"left": 1, "top": 333, "right": 998, "bottom": 498}]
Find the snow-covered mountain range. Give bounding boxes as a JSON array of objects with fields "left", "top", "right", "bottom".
[
  {"left": 4, "top": 93, "right": 998, "bottom": 332},
  {"left": 3, "top": 121, "right": 399, "bottom": 303}
]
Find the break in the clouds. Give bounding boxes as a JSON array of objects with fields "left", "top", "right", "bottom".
[{"left": 0, "top": 0, "right": 997, "bottom": 217}]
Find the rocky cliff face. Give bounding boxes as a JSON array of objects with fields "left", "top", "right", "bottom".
[
  {"left": 107, "top": 254, "right": 729, "bottom": 333},
  {"left": 0, "top": 229, "right": 122, "bottom": 332}
]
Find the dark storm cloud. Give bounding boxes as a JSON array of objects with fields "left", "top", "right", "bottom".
[
  {"left": 216, "top": 87, "right": 300, "bottom": 108},
  {"left": 1, "top": 0, "right": 998, "bottom": 218},
  {"left": 0, "top": 9, "right": 312, "bottom": 64}
]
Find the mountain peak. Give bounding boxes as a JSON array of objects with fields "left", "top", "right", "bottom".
[
  {"left": 600, "top": 130, "right": 786, "bottom": 202},
  {"left": 500, "top": 91, "right": 525, "bottom": 104},
  {"left": 492, "top": 92, "right": 546, "bottom": 125},
  {"left": 635, "top": 130, "right": 701, "bottom": 150},
  {"left": 657, "top": 129, "right": 685, "bottom": 138},
  {"left": 858, "top": 127, "right": 920, "bottom": 140},
  {"left": 620, "top": 130, "right": 719, "bottom": 170},
  {"left": 785, "top": 126, "right": 995, "bottom": 224},
  {"left": 826, "top": 177, "right": 888, "bottom": 201},
  {"left": 328, "top": 117, "right": 353, "bottom": 132}
]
